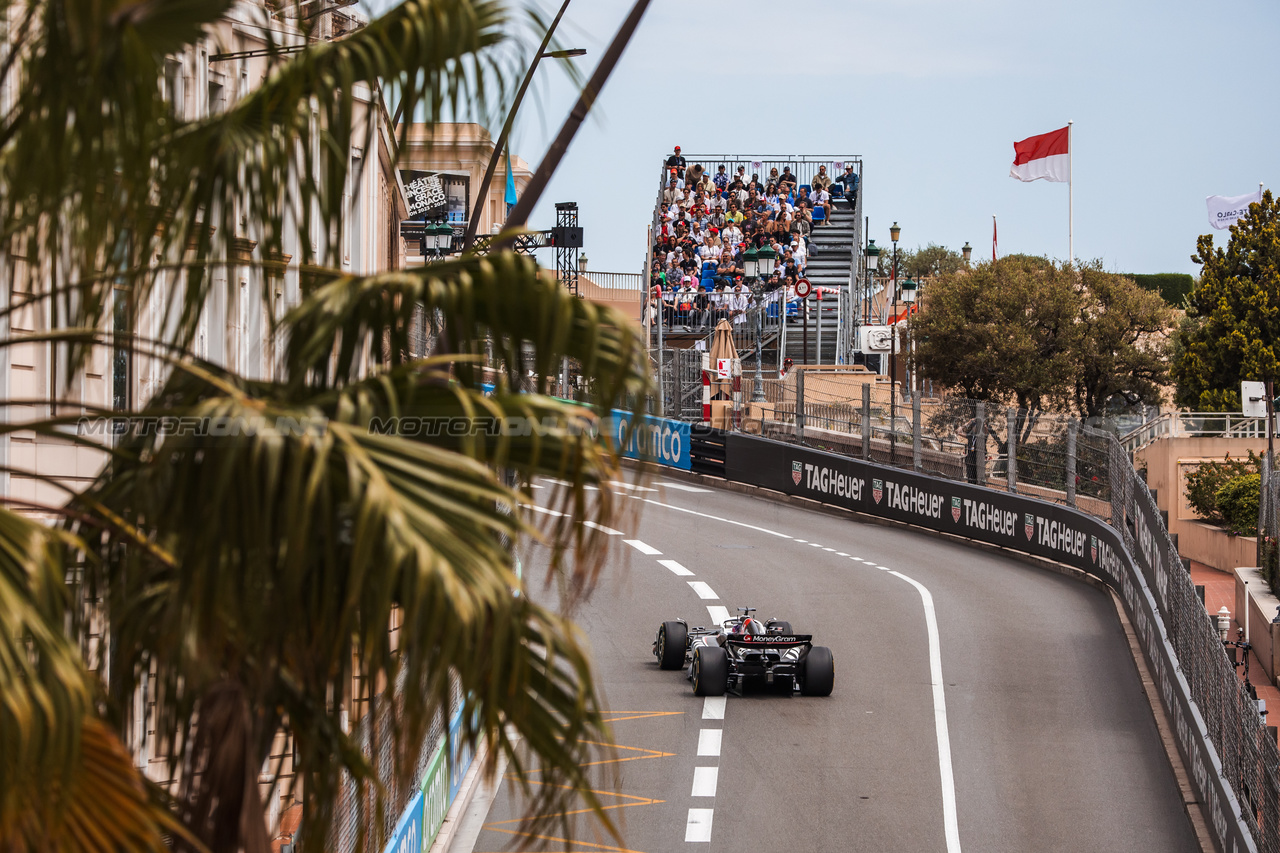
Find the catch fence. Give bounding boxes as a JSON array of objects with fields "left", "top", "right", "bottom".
[{"left": 724, "top": 377, "right": 1280, "bottom": 852}]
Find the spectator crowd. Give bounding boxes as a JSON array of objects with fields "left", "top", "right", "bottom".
[{"left": 648, "top": 146, "right": 859, "bottom": 330}]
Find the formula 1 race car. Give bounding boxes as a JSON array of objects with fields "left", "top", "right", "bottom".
[{"left": 652, "top": 607, "right": 834, "bottom": 697}]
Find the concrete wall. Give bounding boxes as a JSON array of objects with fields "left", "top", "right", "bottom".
[{"left": 1235, "top": 567, "right": 1280, "bottom": 686}]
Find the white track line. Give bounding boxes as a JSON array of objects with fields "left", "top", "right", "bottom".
[
  {"left": 658, "top": 481, "right": 712, "bottom": 493},
  {"left": 687, "top": 581, "right": 718, "bottom": 600},
  {"left": 635, "top": 497, "right": 793, "bottom": 539},
  {"left": 658, "top": 559, "right": 695, "bottom": 576},
  {"left": 702, "top": 697, "right": 726, "bottom": 720},
  {"left": 691, "top": 766, "right": 719, "bottom": 797},
  {"left": 697, "top": 729, "right": 722, "bottom": 757},
  {"left": 685, "top": 809, "right": 714, "bottom": 842},
  {"left": 623, "top": 539, "right": 661, "bottom": 556},
  {"left": 706, "top": 605, "right": 731, "bottom": 627},
  {"left": 889, "top": 570, "right": 962, "bottom": 853},
  {"left": 583, "top": 520, "right": 623, "bottom": 535}
]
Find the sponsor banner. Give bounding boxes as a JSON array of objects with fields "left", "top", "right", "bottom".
[
  {"left": 421, "top": 742, "right": 449, "bottom": 850},
  {"left": 383, "top": 789, "right": 423, "bottom": 853},
  {"left": 723, "top": 434, "right": 1255, "bottom": 853},
  {"left": 447, "top": 708, "right": 475, "bottom": 804},
  {"left": 605, "top": 410, "right": 691, "bottom": 470}
]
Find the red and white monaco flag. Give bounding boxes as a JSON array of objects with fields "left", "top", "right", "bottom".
[{"left": 1010, "top": 126, "right": 1070, "bottom": 183}]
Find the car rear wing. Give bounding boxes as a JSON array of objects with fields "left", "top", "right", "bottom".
[{"left": 725, "top": 634, "right": 812, "bottom": 646}]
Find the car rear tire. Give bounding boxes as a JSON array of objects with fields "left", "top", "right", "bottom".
[
  {"left": 801, "top": 646, "right": 834, "bottom": 696},
  {"left": 657, "top": 621, "right": 687, "bottom": 670},
  {"left": 692, "top": 646, "right": 728, "bottom": 696},
  {"left": 767, "top": 620, "right": 793, "bottom": 634}
]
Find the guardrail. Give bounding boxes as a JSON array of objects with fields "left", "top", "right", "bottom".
[{"left": 582, "top": 270, "right": 645, "bottom": 291}]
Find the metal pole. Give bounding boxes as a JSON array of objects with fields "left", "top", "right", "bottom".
[
  {"left": 1007, "top": 407, "right": 1018, "bottom": 494},
  {"left": 462, "top": 0, "right": 575, "bottom": 250},
  {"left": 975, "top": 401, "right": 987, "bottom": 486},
  {"left": 816, "top": 288, "right": 823, "bottom": 365},
  {"left": 912, "top": 391, "right": 922, "bottom": 472},
  {"left": 803, "top": 292, "right": 809, "bottom": 365},
  {"left": 657, "top": 284, "right": 666, "bottom": 416},
  {"left": 753, "top": 285, "right": 765, "bottom": 403},
  {"left": 1067, "top": 119, "right": 1074, "bottom": 265},
  {"left": 796, "top": 368, "right": 806, "bottom": 444},
  {"left": 889, "top": 241, "right": 898, "bottom": 466},
  {"left": 1066, "top": 418, "right": 1078, "bottom": 508},
  {"left": 862, "top": 382, "right": 871, "bottom": 461}
]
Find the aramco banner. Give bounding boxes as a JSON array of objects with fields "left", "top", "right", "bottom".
[{"left": 605, "top": 410, "right": 691, "bottom": 470}]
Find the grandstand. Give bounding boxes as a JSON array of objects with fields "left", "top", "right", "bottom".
[{"left": 646, "top": 153, "right": 865, "bottom": 415}]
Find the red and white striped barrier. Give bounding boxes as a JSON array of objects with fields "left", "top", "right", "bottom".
[
  {"left": 701, "top": 351, "right": 711, "bottom": 424},
  {"left": 731, "top": 358, "right": 742, "bottom": 430}
]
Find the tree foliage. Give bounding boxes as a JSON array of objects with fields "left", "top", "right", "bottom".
[
  {"left": 1173, "top": 190, "right": 1280, "bottom": 411},
  {"left": 1184, "top": 453, "right": 1259, "bottom": 525},
  {"left": 896, "top": 243, "right": 967, "bottom": 281},
  {"left": 911, "top": 257, "right": 1172, "bottom": 423},
  {"left": 0, "top": 2, "right": 649, "bottom": 852}
]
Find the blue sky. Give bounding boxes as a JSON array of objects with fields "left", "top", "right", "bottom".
[{"left": 380, "top": 0, "right": 1280, "bottom": 276}]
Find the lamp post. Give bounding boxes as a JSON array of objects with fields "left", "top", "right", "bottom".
[
  {"left": 420, "top": 220, "right": 455, "bottom": 262},
  {"left": 901, "top": 278, "right": 918, "bottom": 395},
  {"left": 961, "top": 241, "right": 972, "bottom": 265},
  {"left": 889, "top": 221, "right": 901, "bottom": 464},
  {"left": 863, "top": 239, "right": 880, "bottom": 342},
  {"left": 578, "top": 252, "right": 588, "bottom": 272}
]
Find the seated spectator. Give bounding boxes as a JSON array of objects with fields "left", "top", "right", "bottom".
[
  {"left": 778, "top": 166, "right": 798, "bottom": 193},
  {"left": 696, "top": 171, "right": 715, "bottom": 197},
  {"left": 722, "top": 221, "right": 743, "bottom": 246},
  {"left": 811, "top": 165, "right": 832, "bottom": 191},
  {"left": 714, "top": 165, "right": 729, "bottom": 191},
  {"left": 790, "top": 236, "right": 807, "bottom": 272},
  {"left": 767, "top": 167, "right": 781, "bottom": 185},
  {"left": 662, "top": 283, "right": 677, "bottom": 325},
  {"left": 662, "top": 179, "right": 683, "bottom": 206},
  {"left": 790, "top": 209, "right": 811, "bottom": 242},
  {"left": 812, "top": 185, "right": 831, "bottom": 222},
  {"left": 837, "top": 165, "right": 859, "bottom": 202},
  {"left": 666, "top": 145, "right": 686, "bottom": 171},
  {"left": 730, "top": 282, "right": 749, "bottom": 325}
]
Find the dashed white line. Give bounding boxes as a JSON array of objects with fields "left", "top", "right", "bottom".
[
  {"left": 685, "top": 809, "right": 714, "bottom": 842},
  {"left": 702, "top": 697, "right": 726, "bottom": 720},
  {"left": 688, "top": 581, "right": 719, "bottom": 600},
  {"left": 706, "top": 605, "right": 731, "bottom": 627},
  {"left": 808, "top": 542, "right": 823, "bottom": 548},
  {"left": 691, "top": 766, "right": 719, "bottom": 797},
  {"left": 697, "top": 729, "right": 722, "bottom": 757},
  {"left": 837, "top": 552, "right": 850, "bottom": 557},
  {"left": 583, "top": 520, "right": 623, "bottom": 535},
  {"left": 658, "top": 559, "right": 695, "bottom": 576},
  {"left": 623, "top": 539, "right": 662, "bottom": 555},
  {"left": 823, "top": 547, "right": 836, "bottom": 552},
  {"left": 635, "top": 497, "right": 795, "bottom": 540}
]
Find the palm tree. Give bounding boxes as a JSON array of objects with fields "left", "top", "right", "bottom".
[{"left": 0, "top": 1, "right": 648, "bottom": 850}]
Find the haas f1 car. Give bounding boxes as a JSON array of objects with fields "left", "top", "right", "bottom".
[{"left": 652, "top": 607, "right": 834, "bottom": 697}]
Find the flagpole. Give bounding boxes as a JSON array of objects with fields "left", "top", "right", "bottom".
[{"left": 1068, "top": 120, "right": 1074, "bottom": 266}]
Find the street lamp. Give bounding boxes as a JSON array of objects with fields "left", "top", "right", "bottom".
[
  {"left": 961, "top": 242, "right": 972, "bottom": 265},
  {"left": 578, "top": 252, "right": 589, "bottom": 272},
  {"left": 901, "top": 278, "right": 918, "bottom": 395},
  {"left": 863, "top": 239, "right": 880, "bottom": 329},
  {"left": 743, "top": 246, "right": 759, "bottom": 280}
]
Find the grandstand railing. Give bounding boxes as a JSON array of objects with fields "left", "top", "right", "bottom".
[
  {"left": 582, "top": 270, "right": 645, "bottom": 291},
  {"left": 1120, "top": 410, "right": 1272, "bottom": 453}
]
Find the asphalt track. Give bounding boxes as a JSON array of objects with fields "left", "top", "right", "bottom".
[{"left": 470, "top": 477, "right": 1200, "bottom": 852}]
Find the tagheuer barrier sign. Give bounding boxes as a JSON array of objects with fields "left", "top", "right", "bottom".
[{"left": 726, "top": 434, "right": 1255, "bottom": 853}]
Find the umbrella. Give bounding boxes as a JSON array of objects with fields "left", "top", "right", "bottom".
[{"left": 708, "top": 318, "right": 738, "bottom": 400}]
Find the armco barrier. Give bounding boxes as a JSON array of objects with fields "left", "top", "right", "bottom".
[{"left": 726, "top": 433, "right": 1256, "bottom": 853}]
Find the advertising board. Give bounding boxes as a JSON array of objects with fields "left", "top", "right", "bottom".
[{"left": 605, "top": 410, "right": 691, "bottom": 470}]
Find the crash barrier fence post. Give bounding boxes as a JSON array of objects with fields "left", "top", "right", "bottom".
[
  {"left": 912, "top": 392, "right": 922, "bottom": 472},
  {"left": 731, "top": 358, "right": 742, "bottom": 431},
  {"left": 719, "top": 431, "right": 1269, "bottom": 853},
  {"left": 861, "top": 382, "right": 871, "bottom": 461},
  {"left": 1006, "top": 407, "right": 1017, "bottom": 495},
  {"left": 1066, "top": 419, "right": 1078, "bottom": 508},
  {"left": 796, "top": 368, "right": 806, "bottom": 443},
  {"left": 701, "top": 351, "right": 711, "bottom": 425},
  {"left": 975, "top": 401, "right": 987, "bottom": 487}
]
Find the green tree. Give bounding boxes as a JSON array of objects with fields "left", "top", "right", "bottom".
[
  {"left": 1073, "top": 263, "right": 1174, "bottom": 419},
  {"left": 896, "top": 243, "right": 967, "bottom": 281},
  {"left": 1173, "top": 190, "right": 1280, "bottom": 411},
  {"left": 0, "top": 2, "right": 647, "bottom": 851},
  {"left": 910, "top": 255, "right": 1078, "bottom": 433}
]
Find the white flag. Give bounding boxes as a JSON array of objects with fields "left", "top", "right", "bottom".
[{"left": 1206, "top": 190, "right": 1262, "bottom": 230}]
